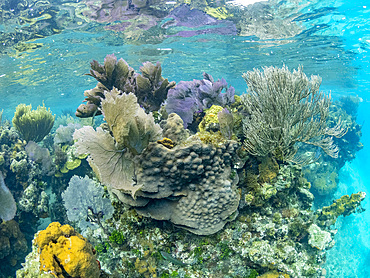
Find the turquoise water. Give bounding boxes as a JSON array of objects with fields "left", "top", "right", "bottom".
[{"left": 1, "top": 0, "right": 369, "bottom": 277}]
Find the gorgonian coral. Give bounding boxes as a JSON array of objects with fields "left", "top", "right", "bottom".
[
  {"left": 241, "top": 65, "right": 346, "bottom": 164},
  {"left": 165, "top": 72, "right": 235, "bottom": 128}
]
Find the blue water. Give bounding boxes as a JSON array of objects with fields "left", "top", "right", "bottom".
[{"left": 1, "top": 0, "right": 370, "bottom": 277}]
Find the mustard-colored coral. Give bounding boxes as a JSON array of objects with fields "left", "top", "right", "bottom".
[
  {"left": 157, "top": 138, "right": 175, "bottom": 149},
  {"left": 196, "top": 130, "right": 226, "bottom": 147},
  {"left": 36, "top": 222, "right": 100, "bottom": 278},
  {"left": 134, "top": 250, "right": 157, "bottom": 278}
]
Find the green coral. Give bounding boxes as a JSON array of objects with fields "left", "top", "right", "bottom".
[
  {"left": 195, "top": 130, "right": 226, "bottom": 146},
  {"left": 316, "top": 191, "right": 366, "bottom": 226},
  {"left": 109, "top": 230, "right": 125, "bottom": 245},
  {"left": 95, "top": 242, "right": 110, "bottom": 254},
  {"left": 12, "top": 103, "right": 55, "bottom": 142},
  {"left": 55, "top": 145, "right": 86, "bottom": 177}
]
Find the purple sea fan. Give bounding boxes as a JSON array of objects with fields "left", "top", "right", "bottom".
[
  {"left": 165, "top": 73, "right": 235, "bottom": 128},
  {"left": 198, "top": 73, "right": 235, "bottom": 108},
  {"left": 165, "top": 80, "right": 200, "bottom": 128}
]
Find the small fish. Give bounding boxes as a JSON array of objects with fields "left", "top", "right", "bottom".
[{"left": 160, "top": 251, "right": 187, "bottom": 266}]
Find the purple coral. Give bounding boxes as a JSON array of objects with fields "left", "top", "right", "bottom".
[
  {"left": 165, "top": 80, "right": 199, "bottom": 128},
  {"left": 165, "top": 73, "right": 235, "bottom": 128}
]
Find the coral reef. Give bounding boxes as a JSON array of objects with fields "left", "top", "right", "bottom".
[
  {"left": 74, "top": 92, "right": 162, "bottom": 199},
  {"left": 53, "top": 123, "right": 88, "bottom": 178},
  {"left": 74, "top": 91, "right": 239, "bottom": 235},
  {"left": 18, "top": 182, "right": 49, "bottom": 218},
  {"left": 12, "top": 103, "right": 55, "bottom": 143},
  {"left": 315, "top": 192, "right": 366, "bottom": 227},
  {"left": 302, "top": 96, "right": 363, "bottom": 196},
  {"left": 81, "top": 163, "right": 364, "bottom": 278},
  {"left": 0, "top": 122, "right": 51, "bottom": 220},
  {"left": 17, "top": 222, "right": 101, "bottom": 278},
  {"left": 8, "top": 57, "right": 365, "bottom": 278}
]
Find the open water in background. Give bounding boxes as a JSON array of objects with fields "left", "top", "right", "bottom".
[{"left": 0, "top": 0, "right": 369, "bottom": 277}]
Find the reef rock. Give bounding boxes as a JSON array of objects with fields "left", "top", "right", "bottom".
[{"left": 116, "top": 139, "right": 240, "bottom": 235}]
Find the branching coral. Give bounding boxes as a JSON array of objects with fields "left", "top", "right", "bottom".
[
  {"left": 12, "top": 103, "right": 55, "bottom": 142},
  {"left": 241, "top": 65, "right": 346, "bottom": 164},
  {"left": 316, "top": 192, "right": 366, "bottom": 227}
]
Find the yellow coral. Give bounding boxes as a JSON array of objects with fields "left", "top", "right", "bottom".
[
  {"left": 198, "top": 105, "right": 224, "bottom": 132},
  {"left": 157, "top": 138, "right": 175, "bottom": 149},
  {"left": 36, "top": 222, "right": 100, "bottom": 278}
]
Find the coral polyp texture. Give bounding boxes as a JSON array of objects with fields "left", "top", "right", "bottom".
[
  {"left": 17, "top": 222, "right": 101, "bottom": 278},
  {"left": 131, "top": 139, "right": 240, "bottom": 235}
]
